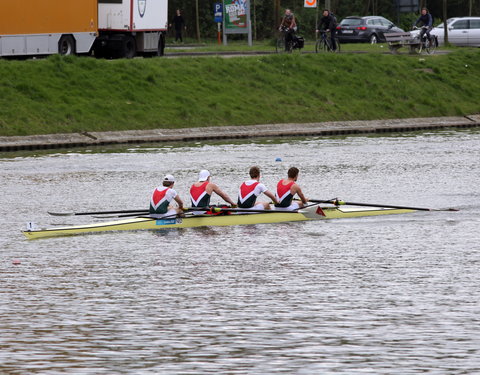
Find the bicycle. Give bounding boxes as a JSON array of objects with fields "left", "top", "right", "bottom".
[
  {"left": 276, "top": 26, "right": 304, "bottom": 53},
  {"left": 412, "top": 26, "right": 437, "bottom": 54},
  {"left": 315, "top": 30, "right": 340, "bottom": 53}
]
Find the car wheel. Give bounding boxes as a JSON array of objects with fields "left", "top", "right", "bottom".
[{"left": 369, "top": 34, "right": 378, "bottom": 44}]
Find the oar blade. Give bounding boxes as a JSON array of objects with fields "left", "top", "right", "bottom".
[{"left": 47, "top": 211, "right": 74, "bottom": 216}]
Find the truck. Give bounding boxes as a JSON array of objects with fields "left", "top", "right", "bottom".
[{"left": 0, "top": 0, "right": 168, "bottom": 58}]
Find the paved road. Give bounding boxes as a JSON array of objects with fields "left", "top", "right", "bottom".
[{"left": 163, "top": 44, "right": 452, "bottom": 58}]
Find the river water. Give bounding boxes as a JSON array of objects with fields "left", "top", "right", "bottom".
[{"left": 1, "top": 129, "right": 479, "bottom": 374}]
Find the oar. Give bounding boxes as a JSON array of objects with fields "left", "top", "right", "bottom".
[
  {"left": 49, "top": 206, "right": 221, "bottom": 217},
  {"left": 62, "top": 204, "right": 316, "bottom": 219},
  {"left": 113, "top": 206, "right": 310, "bottom": 217},
  {"left": 48, "top": 209, "right": 149, "bottom": 216},
  {"left": 308, "top": 199, "right": 459, "bottom": 212},
  {"left": 92, "top": 207, "right": 212, "bottom": 218},
  {"left": 95, "top": 207, "right": 287, "bottom": 218}
]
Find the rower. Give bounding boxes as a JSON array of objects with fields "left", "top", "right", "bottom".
[
  {"left": 238, "top": 166, "right": 279, "bottom": 210},
  {"left": 274, "top": 167, "right": 308, "bottom": 210},
  {"left": 149, "top": 174, "right": 184, "bottom": 218},
  {"left": 190, "top": 170, "right": 236, "bottom": 214}
]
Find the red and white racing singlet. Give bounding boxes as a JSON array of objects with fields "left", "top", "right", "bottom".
[
  {"left": 150, "top": 187, "right": 176, "bottom": 214},
  {"left": 275, "top": 180, "right": 295, "bottom": 207},
  {"left": 190, "top": 181, "right": 211, "bottom": 207},
  {"left": 237, "top": 181, "right": 261, "bottom": 208}
]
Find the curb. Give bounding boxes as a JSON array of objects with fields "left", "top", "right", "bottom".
[
  {"left": 165, "top": 50, "right": 278, "bottom": 57},
  {"left": 162, "top": 49, "right": 451, "bottom": 58},
  {"left": 0, "top": 115, "right": 479, "bottom": 152}
]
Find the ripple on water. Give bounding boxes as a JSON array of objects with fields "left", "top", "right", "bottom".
[{"left": 1, "top": 130, "right": 480, "bottom": 374}]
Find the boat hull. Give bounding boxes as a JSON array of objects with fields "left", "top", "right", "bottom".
[{"left": 22, "top": 206, "right": 415, "bottom": 240}]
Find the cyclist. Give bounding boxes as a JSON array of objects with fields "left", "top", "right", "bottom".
[
  {"left": 316, "top": 9, "right": 337, "bottom": 51},
  {"left": 279, "top": 9, "right": 297, "bottom": 51},
  {"left": 413, "top": 7, "right": 433, "bottom": 41}
]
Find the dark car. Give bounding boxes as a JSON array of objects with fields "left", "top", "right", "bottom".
[{"left": 336, "top": 16, "right": 404, "bottom": 44}]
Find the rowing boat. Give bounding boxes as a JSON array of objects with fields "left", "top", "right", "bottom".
[{"left": 22, "top": 205, "right": 415, "bottom": 240}]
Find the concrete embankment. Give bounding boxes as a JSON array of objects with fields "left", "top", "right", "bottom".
[{"left": 0, "top": 115, "right": 479, "bottom": 152}]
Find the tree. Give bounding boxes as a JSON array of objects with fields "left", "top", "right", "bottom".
[
  {"left": 443, "top": 0, "right": 449, "bottom": 44},
  {"left": 167, "top": 0, "right": 477, "bottom": 42},
  {"left": 195, "top": 0, "right": 201, "bottom": 41}
]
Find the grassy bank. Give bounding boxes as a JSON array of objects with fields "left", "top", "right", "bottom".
[{"left": 0, "top": 49, "right": 479, "bottom": 137}]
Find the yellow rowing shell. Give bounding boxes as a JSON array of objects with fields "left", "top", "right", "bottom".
[{"left": 22, "top": 206, "right": 415, "bottom": 240}]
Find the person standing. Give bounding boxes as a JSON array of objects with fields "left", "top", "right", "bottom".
[
  {"left": 275, "top": 167, "right": 308, "bottom": 211},
  {"left": 149, "top": 174, "right": 184, "bottom": 218},
  {"left": 170, "top": 9, "right": 186, "bottom": 43},
  {"left": 190, "top": 170, "right": 236, "bottom": 213},
  {"left": 279, "top": 9, "right": 297, "bottom": 51},
  {"left": 238, "top": 166, "right": 279, "bottom": 209},
  {"left": 316, "top": 9, "right": 337, "bottom": 51}
]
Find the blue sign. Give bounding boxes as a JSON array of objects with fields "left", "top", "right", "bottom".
[
  {"left": 155, "top": 218, "right": 180, "bottom": 226},
  {"left": 214, "top": 3, "right": 223, "bottom": 23}
]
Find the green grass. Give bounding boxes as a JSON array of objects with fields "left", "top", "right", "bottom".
[{"left": 0, "top": 49, "right": 479, "bottom": 136}]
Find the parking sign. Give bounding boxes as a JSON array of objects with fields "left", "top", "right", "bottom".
[{"left": 214, "top": 3, "right": 223, "bottom": 23}]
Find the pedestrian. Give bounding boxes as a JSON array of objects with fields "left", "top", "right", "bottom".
[{"left": 170, "top": 9, "right": 186, "bottom": 43}]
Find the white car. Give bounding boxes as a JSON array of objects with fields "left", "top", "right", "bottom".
[{"left": 411, "top": 17, "right": 480, "bottom": 46}]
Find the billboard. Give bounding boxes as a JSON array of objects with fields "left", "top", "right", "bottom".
[
  {"left": 224, "top": 0, "right": 248, "bottom": 29},
  {"left": 396, "top": 0, "right": 419, "bottom": 13}
]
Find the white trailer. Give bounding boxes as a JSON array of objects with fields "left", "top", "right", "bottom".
[{"left": 95, "top": 0, "right": 168, "bottom": 58}]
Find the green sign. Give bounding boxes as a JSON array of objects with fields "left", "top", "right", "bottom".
[{"left": 224, "top": 0, "right": 248, "bottom": 29}]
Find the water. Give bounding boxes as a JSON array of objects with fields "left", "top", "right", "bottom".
[{"left": 1, "top": 130, "right": 479, "bottom": 374}]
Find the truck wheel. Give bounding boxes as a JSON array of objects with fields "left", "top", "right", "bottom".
[
  {"left": 156, "top": 34, "right": 165, "bottom": 56},
  {"left": 93, "top": 40, "right": 106, "bottom": 59},
  {"left": 122, "top": 35, "right": 137, "bottom": 59},
  {"left": 58, "top": 35, "right": 75, "bottom": 55}
]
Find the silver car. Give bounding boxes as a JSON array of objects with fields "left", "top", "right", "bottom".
[{"left": 414, "top": 17, "right": 480, "bottom": 46}]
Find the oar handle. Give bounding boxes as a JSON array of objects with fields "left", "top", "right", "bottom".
[{"left": 189, "top": 206, "right": 302, "bottom": 214}]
